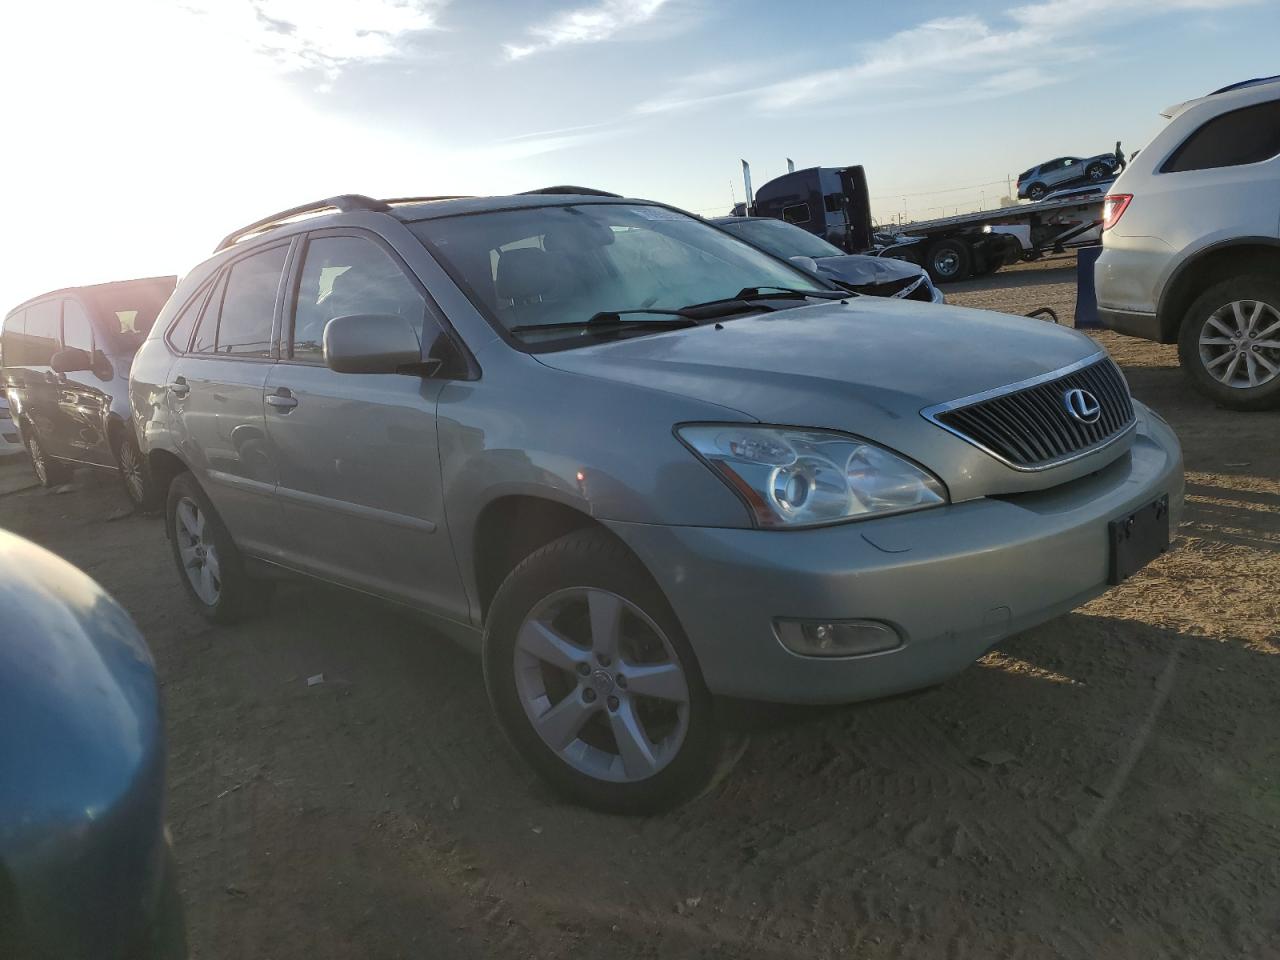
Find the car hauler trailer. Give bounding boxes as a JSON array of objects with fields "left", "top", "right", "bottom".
[
  {"left": 880, "top": 192, "right": 1107, "bottom": 282},
  {"left": 742, "top": 163, "right": 1106, "bottom": 283}
]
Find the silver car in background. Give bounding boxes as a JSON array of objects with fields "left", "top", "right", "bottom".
[
  {"left": 129, "top": 191, "right": 1183, "bottom": 813},
  {"left": 1096, "top": 76, "right": 1280, "bottom": 409}
]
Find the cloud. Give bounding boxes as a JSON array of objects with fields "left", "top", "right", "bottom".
[
  {"left": 637, "top": 0, "right": 1259, "bottom": 115},
  {"left": 182, "top": 0, "right": 448, "bottom": 78},
  {"left": 503, "top": 0, "right": 670, "bottom": 60}
]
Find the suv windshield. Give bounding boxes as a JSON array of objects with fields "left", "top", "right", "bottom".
[
  {"left": 717, "top": 218, "right": 845, "bottom": 260},
  {"left": 411, "top": 203, "right": 832, "bottom": 348}
]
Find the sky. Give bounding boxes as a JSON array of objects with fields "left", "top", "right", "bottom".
[{"left": 1, "top": 0, "right": 1276, "bottom": 311}]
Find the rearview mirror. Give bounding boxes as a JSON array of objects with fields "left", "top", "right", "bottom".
[
  {"left": 789, "top": 255, "right": 819, "bottom": 274},
  {"left": 50, "top": 347, "right": 92, "bottom": 375},
  {"left": 323, "top": 315, "right": 430, "bottom": 375}
]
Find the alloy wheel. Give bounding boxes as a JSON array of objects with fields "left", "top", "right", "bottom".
[
  {"left": 1198, "top": 299, "right": 1280, "bottom": 390},
  {"left": 29, "top": 436, "right": 46, "bottom": 485},
  {"left": 120, "top": 441, "right": 145, "bottom": 503},
  {"left": 513, "top": 587, "right": 690, "bottom": 783},
  {"left": 175, "top": 496, "right": 221, "bottom": 605}
]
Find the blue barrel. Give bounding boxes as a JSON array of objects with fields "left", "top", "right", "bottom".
[{"left": 1075, "top": 245, "right": 1104, "bottom": 328}]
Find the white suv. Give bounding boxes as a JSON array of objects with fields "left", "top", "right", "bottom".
[{"left": 1096, "top": 76, "right": 1280, "bottom": 410}]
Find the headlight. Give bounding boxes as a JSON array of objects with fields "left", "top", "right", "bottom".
[{"left": 677, "top": 425, "right": 947, "bottom": 528}]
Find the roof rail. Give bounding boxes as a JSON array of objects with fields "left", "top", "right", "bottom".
[
  {"left": 382, "top": 195, "right": 473, "bottom": 205},
  {"left": 214, "top": 194, "right": 392, "bottom": 253},
  {"left": 520, "top": 185, "right": 623, "bottom": 198},
  {"left": 1208, "top": 75, "right": 1280, "bottom": 96}
]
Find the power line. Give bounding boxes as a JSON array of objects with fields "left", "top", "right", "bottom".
[{"left": 870, "top": 178, "right": 1009, "bottom": 201}]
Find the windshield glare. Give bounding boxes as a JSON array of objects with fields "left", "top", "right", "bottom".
[
  {"left": 721, "top": 218, "right": 845, "bottom": 260},
  {"left": 412, "top": 203, "right": 831, "bottom": 347}
]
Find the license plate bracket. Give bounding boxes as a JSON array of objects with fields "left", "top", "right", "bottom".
[{"left": 1108, "top": 494, "right": 1170, "bottom": 585}]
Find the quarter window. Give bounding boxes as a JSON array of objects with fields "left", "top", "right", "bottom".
[
  {"left": 290, "top": 235, "right": 426, "bottom": 363},
  {"left": 62, "top": 300, "right": 94, "bottom": 354},
  {"left": 1161, "top": 99, "right": 1280, "bottom": 173},
  {"left": 165, "top": 284, "right": 209, "bottom": 353}
]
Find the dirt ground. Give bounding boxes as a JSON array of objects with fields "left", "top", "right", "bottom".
[{"left": 2, "top": 253, "right": 1278, "bottom": 959}]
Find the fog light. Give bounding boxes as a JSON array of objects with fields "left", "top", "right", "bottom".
[{"left": 774, "top": 619, "right": 902, "bottom": 657}]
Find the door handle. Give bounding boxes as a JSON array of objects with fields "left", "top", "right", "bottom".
[
  {"left": 167, "top": 378, "right": 190, "bottom": 398},
  {"left": 266, "top": 388, "right": 298, "bottom": 411}
]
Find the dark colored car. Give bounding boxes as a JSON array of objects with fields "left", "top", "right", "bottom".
[
  {"left": 0, "top": 529, "right": 184, "bottom": 958},
  {"left": 1, "top": 276, "right": 177, "bottom": 506},
  {"left": 712, "top": 216, "right": 944, "bottom": 303},
  {"left": 1017, "top": 154, "right": 1120, "bottom": 201}
]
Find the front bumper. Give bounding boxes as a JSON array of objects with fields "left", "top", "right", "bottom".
[
  {"left": 1098, "top": 306, "right": 1163, "bottom": 342},
  {"left": 607, "top": 406, "right": 1183, "bottom": 704}
]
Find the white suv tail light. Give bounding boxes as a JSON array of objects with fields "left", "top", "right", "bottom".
[{"left": 1101, "top": 194, "right": 1133, "bottom": 231}]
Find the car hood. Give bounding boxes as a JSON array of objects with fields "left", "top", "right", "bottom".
[
  {"left": 814, "top": 254, "right": 923, "bottom": 287},
  {"left": 537, "top": 298, "right": 1120, "bottom": 500}
]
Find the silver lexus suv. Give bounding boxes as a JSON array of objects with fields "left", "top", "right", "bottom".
[
  {"left": 130, "top": 190, "right": 1184, "bottom": 812},
  {"left": 1096, "top": 76, "right": 1280, "bottom": 409}
]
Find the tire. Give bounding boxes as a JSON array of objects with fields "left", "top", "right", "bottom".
[
  {"left": 24, "top": 427, "right": 71, "bottom": 488},
  {"left": 925, "top": 238, "right": 972, "bottom": 283},
  {"left": 1026, "top": 182, "right": 1047, "bottom": 201},
  {"left": 166, "top": 472, "right": 271, "bottom": 623},
  {"left": 1086, "top": 162, "right": 1109, "bottom": 182},
  {"left": 483, "top": 528, "right": 725, "bottom": 814},
  {"left": 114, "top": 427, "right": 155, "bottom": 510},
  {"left": 1178, "top": 276, "right": 1280, "bottom": 410}
]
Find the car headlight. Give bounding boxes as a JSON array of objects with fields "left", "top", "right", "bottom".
[{"left": 677, "top": 425, "right": 947, "bottom": 528}]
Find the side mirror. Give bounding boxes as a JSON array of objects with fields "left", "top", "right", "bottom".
[
  {"left": 789, "top": 255, "right": 819, "bottom": 274},
  {"left": 50, "top": 347, "right": 92, "bottom": 375},
  {"left": 323, "top": 314, "right": 432, "bottom": 375}
]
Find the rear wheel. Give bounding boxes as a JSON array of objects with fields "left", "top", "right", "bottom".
[
  {"left": 1178, "top": 276, "right": 1280, "bottom": 410},
  {"left": 114, "top": 429, "right": 154, "bottom": 510},
  {"left": 925, "top": 238, "right": 972, "bottom": 283},
  {"left": 166, "top": 472, "right": 271, "bottom": 623},
  {"left": 483, "top": 529, "right": 728, "bottom": 814},
  {"left": 25, "top": 428, "right": 71, "bottom": 488},
  {"left": 1086, "top": 162, "right": 1109, "bottom": 182},
  {"left": 1026, "top": 182, "right": 1047, "bottom": 201}
]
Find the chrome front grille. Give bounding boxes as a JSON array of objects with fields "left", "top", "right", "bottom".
[{"left": 924, "top": 355, "right": 1135, "bottom": 470}]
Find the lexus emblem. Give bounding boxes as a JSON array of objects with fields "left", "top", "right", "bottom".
[{"left": 1063, "top": 387, "right": 1101, "bottom": 424}]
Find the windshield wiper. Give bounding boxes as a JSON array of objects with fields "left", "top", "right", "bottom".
[
  {"left": 733, "top": 286, "right": 848, "bottom": 301},
  {"left": 510, "top": 310, "right": 700, "bottom": 335},
  {"left": 673, "top": 286, "right": 847, "bottom": 320}
]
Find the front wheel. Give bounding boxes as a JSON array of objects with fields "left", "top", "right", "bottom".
[
  {"left": 483, "top": 529, "right": 727, "bottom": 814},
  {"left": 1178, "top": 276, "right": 1280, "bottom": 410},
  {"left": 1086, "top": 162, "right": 1109, "bottom": 182}
]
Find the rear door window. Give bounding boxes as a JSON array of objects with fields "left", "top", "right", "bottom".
[
  {"left": 1161, "top": 99, "right": 1280, "bottom": 172},
  {"left": 215, "top": 245, "right": 288, "bottom": 357},
  {"left": 189, "top": 245, "right": 287, "bottom": 358}
]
